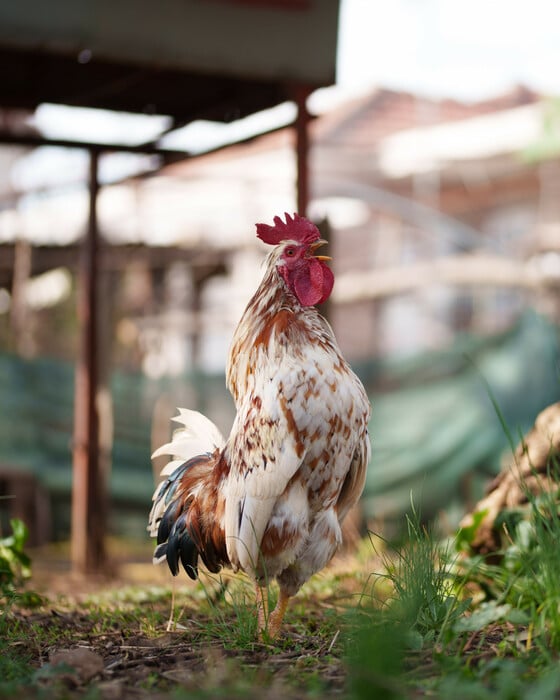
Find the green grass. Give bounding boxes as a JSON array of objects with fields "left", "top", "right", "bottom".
[
  {"left": 4, "top": 451, "right": 560, "bottom": 698},
  {"left": 342, "top": 473, "right": 560, "bottom": 699}
]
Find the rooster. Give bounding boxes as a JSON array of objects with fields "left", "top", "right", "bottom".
[{"left": 148, "top": 213, "right": 371, "bottom": 639}]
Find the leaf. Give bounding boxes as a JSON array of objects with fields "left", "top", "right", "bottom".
[
  {"left": 0, "top": 518, "right": 32, "bottom": 589},
  {"left": 456, "top": 509, "right": 489, "bottom": 549},
  {"left": 9, "top": 518, "right": 29, "bottom": 551},
  {"left": 507, "top": 608, "right": 530, "bottom": 625},
  {"left": 454, "top": 602, "right": 512, "bottom": 633},
  {"left": 405, "top": 628, "right": 425, "bottom": 650}
]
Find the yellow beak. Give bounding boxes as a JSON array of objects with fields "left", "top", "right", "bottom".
[{"left": 310, "top": 239, "right": 332, "bottom": 261}]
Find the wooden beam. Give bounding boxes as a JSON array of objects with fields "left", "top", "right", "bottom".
[
  {"left": 71, "top": 150, "right": 107, "bottom": 575},
  {"left": 0, "top": 130, "right": 190, "bottom": 158},
  {"left": 0, "top": 244, "right": 230, "bottom": 289},
  {"left": 0, "top": 119, "right": 297, "bottom": 167},
  {"left": 332, "top": 254, "right": 560, "bottom": 303}
]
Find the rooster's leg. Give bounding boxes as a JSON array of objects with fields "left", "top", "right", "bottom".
[{"left": 266, "top": 588, "right": 290, "bottom": 640}]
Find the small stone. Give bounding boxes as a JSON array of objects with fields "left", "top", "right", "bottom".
[{"left": 49, "top": 647, "right": 104, "bottom": 682}]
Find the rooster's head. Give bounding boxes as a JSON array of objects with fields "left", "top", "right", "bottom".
[{"left": 256, "top": 213, "right": 334, "bottom": 307}]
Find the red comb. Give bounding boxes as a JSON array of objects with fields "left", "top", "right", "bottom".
[{"left": 256, "top": 212, "right": 320, "bottom": 246}]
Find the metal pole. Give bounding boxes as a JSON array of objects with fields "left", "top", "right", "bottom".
[
  {"left": 294, "top": 85, "right": 312, "bottom": 217},
  {"left": 71, "top": 149, "right": 107, "bottom": 574}
]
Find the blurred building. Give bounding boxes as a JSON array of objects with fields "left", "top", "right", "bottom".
[
  {"left": 1, "top": 85, "right": 559, "bottom": 535},
  {"left": 2, "top": 85, "right": 559, "bottom": 374},
  {"left": 91, "top": 85, "right": 560, "bottom": 371}
]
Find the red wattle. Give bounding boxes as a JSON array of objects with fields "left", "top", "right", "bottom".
[{"left": 293, "top": 259, "right": 334, "bottom": 306}]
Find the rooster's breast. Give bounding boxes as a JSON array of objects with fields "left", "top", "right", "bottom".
[{"left": 277, "top": 353, "right": 369, "bottom": 512}]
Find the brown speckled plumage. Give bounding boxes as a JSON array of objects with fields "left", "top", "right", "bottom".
[{"left": 148, "top": 214, "right": 371, "bottom": 638}]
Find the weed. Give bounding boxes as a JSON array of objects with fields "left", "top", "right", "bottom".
[
  {"left": 0, "top": 518, "right": 32, "bottom": 602},
  {"left": 498, "top": 483, "right": 560, "bottom": 651},
  {"left": 361, "top": 501, "right": 470, "bottom": 649},
  {"left": 164, "top": 572, "right": 262, "bottom": 647},
  {"left": 458, "top": 451, "right": 560, "bottom": 656}
]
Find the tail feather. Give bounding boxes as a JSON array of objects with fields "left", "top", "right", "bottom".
[
  {"left": 155, "top": 496, "right": 184, "bottom": 544},
  {"left": 152, "top": 409, "right": 225, "bottom": 464},
  {"left": 148, "top": 442, "right": 230, "bottom": 579},
  {"left": 154, "top": 458, "right": 191, "bottom": 480},
  {"left": 149, "top": 409, "right": 225, "bottom": 539},
  {"left": 148, "top": 456, "right": 203, "bottom": 538},
  {"left": 153, "top": 541, "right": 168, "bottom": 564},
  {"left": 167, "top": 517, "right": 199, "bottom": 580}
]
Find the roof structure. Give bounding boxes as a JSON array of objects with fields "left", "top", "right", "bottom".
[{"left": 0, "top": 0, "right": 339, "bottom": 143}]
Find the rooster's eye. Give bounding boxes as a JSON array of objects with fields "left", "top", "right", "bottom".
[{"left": 285, "top": 248, "right": 295, "bottom": 257}]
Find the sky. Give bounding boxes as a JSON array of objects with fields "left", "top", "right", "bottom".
[
  {"left": 336, "top": 0, "right": 560, "bottom": 100},
  {"left": 12, "top": 0, "right": 560, "bottom": 190}
]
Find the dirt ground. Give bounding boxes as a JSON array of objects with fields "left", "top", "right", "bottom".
[
  {"left": 6, "top": 541, "right": 350, "bottom": 699},
  {"left": 5, "top": 539, "right": 527, "bottom": 699},
  {"left": 11, "top": 606, "right": 347, "bottom": 699}
]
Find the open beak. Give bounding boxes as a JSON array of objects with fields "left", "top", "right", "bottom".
[{"left": 310, "top": 239, "right": 332, "bottom": 262}]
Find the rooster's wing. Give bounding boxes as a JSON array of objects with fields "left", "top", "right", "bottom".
[{"left": 223, "top": 353, "right": 327, "bottom": 576}]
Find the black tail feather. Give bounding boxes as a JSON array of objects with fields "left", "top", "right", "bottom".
[
  {"left": 151, "top": 451, "right": 227, "bottom": 580},
  {"left": 165, "top": 517, "right": 200, "bottom": 580},
  {"left": 162, "top": 456, "right": 209, "bottom": 506},
  {"left": 153, "top": 542, "right": 167, "bottom": 561},
  {"left": 157, "top": 499, "right": 183, "bottom": 545},
  {"left": 198, "top": 549, "right": 222, "bottom": 574},
  {"left": 179, "top": 539, "right": 199, "bottom": 580}
]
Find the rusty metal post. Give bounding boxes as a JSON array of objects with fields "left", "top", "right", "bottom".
[
  {"left": 293, "top": 85, "right": 312, "bottom": 217},
  {"left": 71, "top": 149, "right": 107, "bottom": 574}
]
